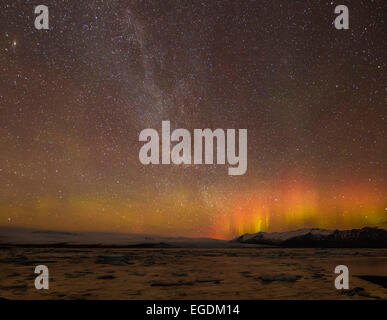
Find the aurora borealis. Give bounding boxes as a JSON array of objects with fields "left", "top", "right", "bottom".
[{"left": 0, "top": 1, "right": 386, "bottom": 239}]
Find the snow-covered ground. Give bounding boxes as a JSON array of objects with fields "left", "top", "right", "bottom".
[{"left": 1, "top": 247, "right": 387, "bottom": 299}]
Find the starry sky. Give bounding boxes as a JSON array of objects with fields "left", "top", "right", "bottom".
[{"left": 0, "top": 1, "right": 386, "bottom": 239}]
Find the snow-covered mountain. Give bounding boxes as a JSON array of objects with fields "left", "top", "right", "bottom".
[
  {"left": 231, "top": 228, "right": 333, "bottom": 245},
  {"left": 232, "top": 227, "right": 387, "bottom": 248},
  {"left": 2, "top": 226, "right": 387, "bottom": 248}
]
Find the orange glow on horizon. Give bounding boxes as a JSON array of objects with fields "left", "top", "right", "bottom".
[
  {"left": 1, "top": 176, "right": 386, "bottom": 240},
  {"left": 210, "top": 177, "right": 386, "bottom": 239}
]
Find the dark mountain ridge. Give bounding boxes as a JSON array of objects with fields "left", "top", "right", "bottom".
[{"left": 232, "top": 227, "right": 387, "bottom": 248}]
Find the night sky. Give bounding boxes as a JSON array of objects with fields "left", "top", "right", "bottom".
[{"left": 1, "top": 1, "right": 386, "bottom": 239}]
